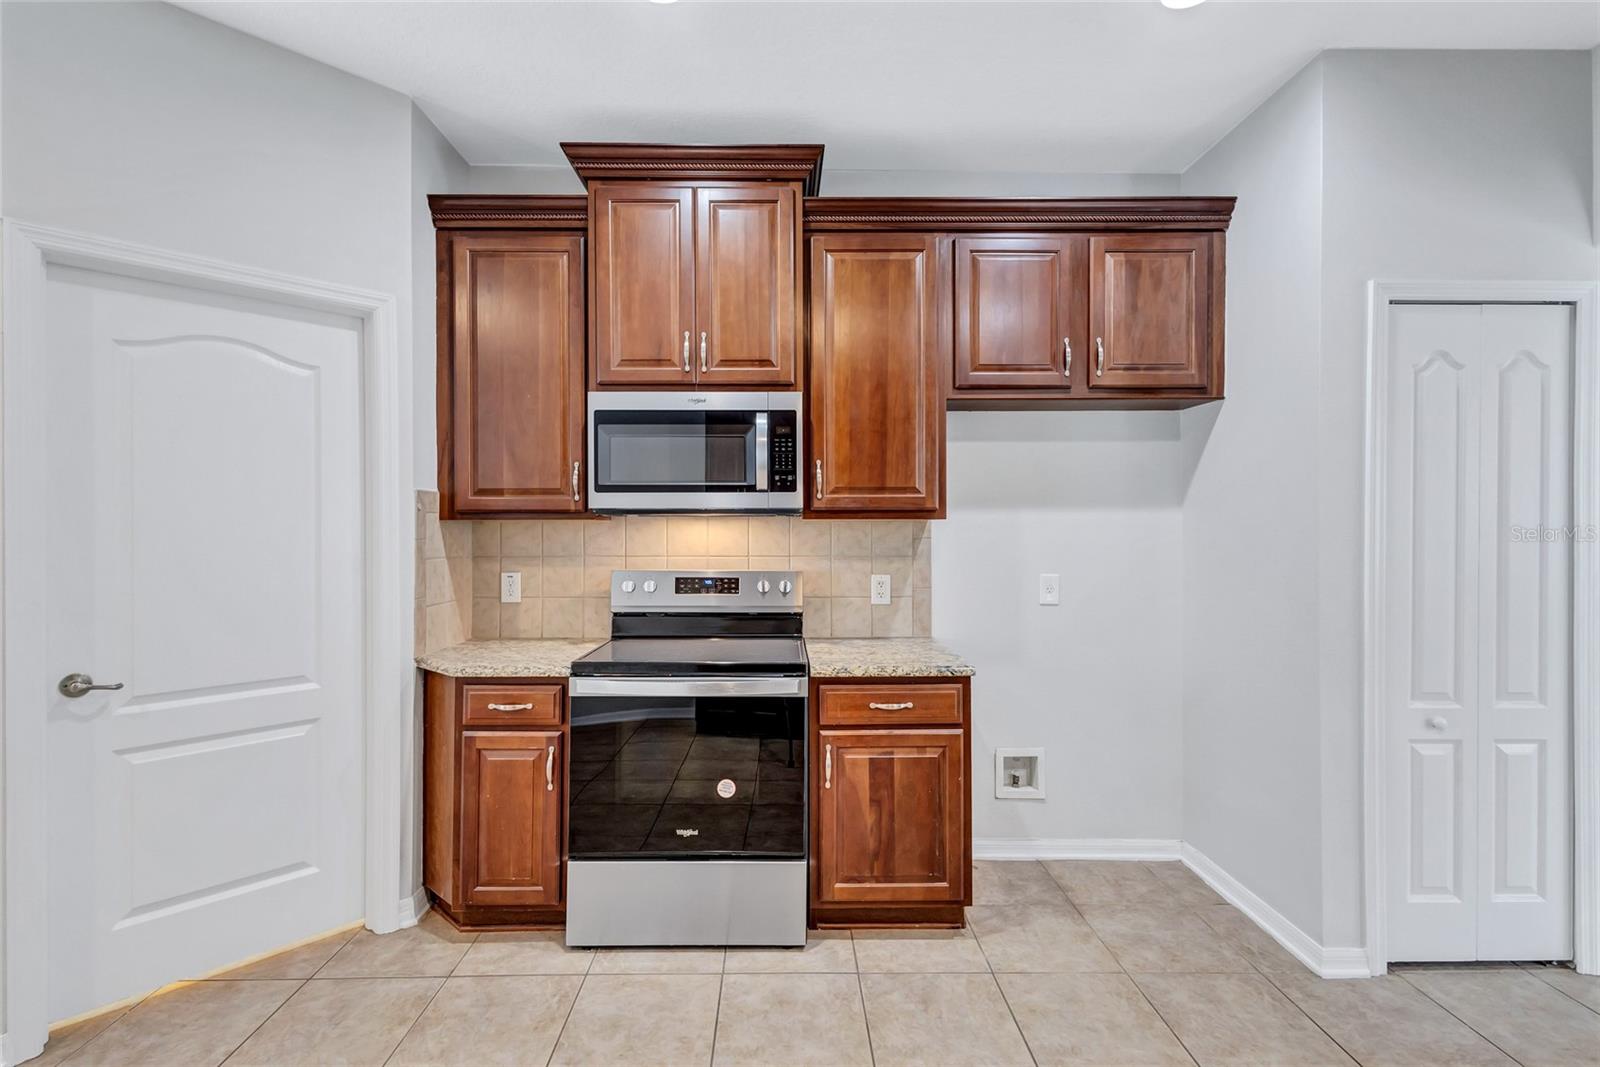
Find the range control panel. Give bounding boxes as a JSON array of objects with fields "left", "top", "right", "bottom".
[
  {"left": 676, "top": 575, "right": 741, "bottom": 595},
  {"left": 611, "top": 570, "right": 802, "bottom": 613}
]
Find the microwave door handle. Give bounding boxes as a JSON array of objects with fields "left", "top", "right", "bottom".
[{"left": 754, "top": 411, "right": 769, "bottom": 491}]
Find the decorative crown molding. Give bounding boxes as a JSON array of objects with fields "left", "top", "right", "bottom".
[
  {"left": 802, "top": 197, "right": 1237, "bottom": 233},
  {"left": 428, "top": 195, "right": 587, "bottom": 230},
  {"left": 561, "top": 143, "right": 826, "bottom": 195}
]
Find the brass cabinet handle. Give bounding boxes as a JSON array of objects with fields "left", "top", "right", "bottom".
[
  {"left": 824, "top": 743, "right": 832, "bottom": 789},
  {"left": 487, "top": 702, "right": 534, "bottom": 712},
  {"left": 814, "top": 459, "right": 822, "bottom": 501},
  {"left": 699, "top": 331, "right": 708, "bottom": 373},
  {"left": 571, "top": 461, "right": 580, "bottom": 501},
  {"left": 868, "top": 701, "right": 914, "bottom": 711},
  {"left": 546, "top": 741, "right": 556, "bottom": 791},
  {"left": 682, "top": 331, "right": 691, "bottom": 373},
  {"left": 1063, "top": 337, "right": 1072, "bottom": 378},
  {"left": 1096, "top": 336, "right": 1105, "bottom": 377}
]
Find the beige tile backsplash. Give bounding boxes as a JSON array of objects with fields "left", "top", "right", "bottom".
[{"left": 419, "top": 510, "right": 933, "bottom": 643}]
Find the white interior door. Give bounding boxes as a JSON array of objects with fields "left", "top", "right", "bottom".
[
  {"left": 44, "top": 263, "right": 365, "bottom": 1020},
  {"left": 1385, "top": 302, "right": 1573, "bottom": 962}
]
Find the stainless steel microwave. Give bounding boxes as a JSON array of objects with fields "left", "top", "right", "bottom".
[{"left": 586, "top": 391, "right": 802, "bottom": 513}]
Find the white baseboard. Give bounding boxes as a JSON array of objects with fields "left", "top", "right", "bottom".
[
  {"left": 974, "top": 837, "right": 1182, "bottom": 861},
  {"left": 399, "top": 887, "right": 430, "bottom": 927},
  {"left": 1180, "top": 843, "right": 1371, "bottom": 979}
]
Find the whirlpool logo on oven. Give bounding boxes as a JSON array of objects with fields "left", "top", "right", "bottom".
[{"left": 675, "top": 828, "right": 699, "bottom": 838}]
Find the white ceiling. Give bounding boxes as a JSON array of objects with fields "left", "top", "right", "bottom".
[{"left": 178, "top": 1, "right": 1600, "bottom": 175}]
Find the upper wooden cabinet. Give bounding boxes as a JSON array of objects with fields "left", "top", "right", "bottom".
[
  {"left": 442, "top": 230, "right": 586, "bottom": 516},
  {"left": 808, "top": 234, "right": 947, "bottom": 516},
  {"left": 590, "top": 181, "right": 800, "bottom": 388},
  {"left": 1088, "top": 233, "right": 1213, "bottom": 391},
  {"left": 953, "top": 235, "right": 1085, "bottom": 390}
]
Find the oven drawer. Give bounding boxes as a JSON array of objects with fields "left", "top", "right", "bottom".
[
  {"left": 817, "top": 682, "right": 964, "bottom": 726},
  {"left": 462, "top": 684, "right": 563, "bottom": 727}
]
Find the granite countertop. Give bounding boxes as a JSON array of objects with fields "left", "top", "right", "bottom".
[
  {"left": 417, "top": 639, "right": 604, "bottom": 678},
  {"left": 806, "top": 639, "right": 975, "bottom": 678},
  {"left": 419, "top": 637, "right": 974, "bottom": 680}
]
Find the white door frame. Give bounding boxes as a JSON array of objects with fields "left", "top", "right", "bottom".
[
  {"left": 0, "top": 221, "right": 412, "bottom": 1063},
  {"left": 1362, "top": 279, "right": 1600, "bottom": 977}
]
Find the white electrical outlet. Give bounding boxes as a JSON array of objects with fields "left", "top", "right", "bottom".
[
  {"left": 1039, "top": 573, "right": 1061, "bottom": 605},
  {"left": 500, "top": 571, "right": 522, "bottom": 604},
  {"left": 870, "top": 573, "right": 892, "bottom": 605}
]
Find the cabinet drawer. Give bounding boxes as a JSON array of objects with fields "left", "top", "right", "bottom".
[
  {"left": 818, "top": 683, "right": 964, "bottom": 726},
  {"left": 462, "top": 684, "right": 563, "bottom": 727}
]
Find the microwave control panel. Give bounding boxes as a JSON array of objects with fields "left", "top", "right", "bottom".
[{"left": 769, "top": 412, "right": 798, "bottom": 493}]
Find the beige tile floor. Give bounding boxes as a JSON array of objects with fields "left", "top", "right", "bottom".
[{"left": 29, "top": 861, "right": 1600, "bottom": 1066}]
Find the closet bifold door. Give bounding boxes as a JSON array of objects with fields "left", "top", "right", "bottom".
[
  {"left": 1087, "top": 232, "right": 1210, "bottom": 390},
  {"left": 694, "top": 185, "right": 799, "bottom": 386},
  {"left": 449, "top": 232, "right": 586, "bottom": 515},
  {"left": 590, "top": 182, "right": 696, "bottom": 385},
  {"left": 953, "top": 235, "right": 1084, "bottom": 391}
]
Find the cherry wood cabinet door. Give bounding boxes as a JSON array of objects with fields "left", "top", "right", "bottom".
[
  {"left": 591, "top": 183, "right": 695, "bottom": 385},
  {"left": 449, "top": 233, "right": 585, "bottom": 514},
  {"left": 1088, "top": 233, "right": 1210, "bottom": 390},
  {"left": 694, "top": 185, "right": 799, "bottom": 386},
  {"left": 460, "top": 730, "right": 562, "bottom": 907},
  {"left": 808, "top": 234, "right": 947, "bottom": 514},
  {"left": 816, "top": 729, "right": 965, "bottom": 903},
  {"left": 953, "top": 235, "right": 1085, "bottom": 390}
]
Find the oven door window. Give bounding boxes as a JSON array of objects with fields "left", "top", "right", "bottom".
[
  {"left": 568, "top": 695, "right": 805, "bottom": 859},
  {"left": 593, "top": 411, "right": 757, "bottom": 494}
]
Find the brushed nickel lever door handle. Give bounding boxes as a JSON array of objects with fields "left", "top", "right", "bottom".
[{"left": 58, "top": 673, "right": 124, "bottom": 699}]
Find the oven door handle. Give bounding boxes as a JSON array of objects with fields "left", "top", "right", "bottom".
[{"left": 569, "top": 676, "right": 807, "bottom": 698}]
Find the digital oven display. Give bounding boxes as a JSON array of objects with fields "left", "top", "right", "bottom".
[{"left": 675, "top": 576, "right": 740, "bottom": 595}]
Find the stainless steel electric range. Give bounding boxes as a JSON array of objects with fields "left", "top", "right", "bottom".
[{"left": 565, "top": 570, "right": 807, "bottom": 947}]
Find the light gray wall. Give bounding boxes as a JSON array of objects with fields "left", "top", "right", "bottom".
[
  {"left": 1178, "top": 60, "right": 1328, "bottom": 939},
  {"left": 411, "top": 107, "right": 469, "bottom": 490},
  {"left": 936, "top": 412, "right": 1185, "bottom": 845},
  {"left": 1314, "top": 48, "right": 1597, "bottom": 948}
]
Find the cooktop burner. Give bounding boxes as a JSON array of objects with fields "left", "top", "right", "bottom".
[{"left": 571, "top": 636, "right": 808, "bottom": 677}]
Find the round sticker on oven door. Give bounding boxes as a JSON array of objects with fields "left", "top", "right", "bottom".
[{"left": 716, "top": 778, "right": 737, "bottom": 799}]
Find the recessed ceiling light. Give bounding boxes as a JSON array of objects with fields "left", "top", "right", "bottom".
[{"left": 1161, "top": 0, "right": 1206, "bottom": 8}]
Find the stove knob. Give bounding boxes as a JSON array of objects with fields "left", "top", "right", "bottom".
[
  {"left": 756, "top": 579, "right": 771, "bottom": 595},
  {"left": 642, "top": 579, "right": 657, "bottom": 594},
  {"left": 620, "top": 579, "right": 636, "bottom": 594},
  {"left": 778, "top": 580, "right": 793, "bottom": 596}
]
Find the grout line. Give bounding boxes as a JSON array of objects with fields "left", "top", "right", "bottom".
[
  {"left": 380, "top": 974, "right": 450, "bottom": 1067},
  {"left": 851, "top": 932, "right": 878, "bottom": 1067},
  {"left": 1124, "top": 973, "right": 1201, "bottom": 1067},
  {"left": 53, "top": 993, "right": 158, "bottom": 1066},
  {"left": 213, "top": 976, "right": 310, "bottom": 1066},
  {"left": 1394, "top": 969, "right": 1527, "bottom": 1065},
  {"left": 708, "top": 969, "right": 726, "bottom": 1067},
  {"left": 1521, "top": 964, "right": 1600, "bottom": 1019},
  {"left": 544, "top": 971, "right": 589, "bottom": 1067}
]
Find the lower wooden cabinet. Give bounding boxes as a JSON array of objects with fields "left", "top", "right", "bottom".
[
  {"left": 811, "top": 677, "right": 972, "bottom": 925},
  {"left": 424, "top": 673, "right": 567, "bottom": 926},
  {"left": 460, "top": 730, "right": 562, "bottom": 907}
]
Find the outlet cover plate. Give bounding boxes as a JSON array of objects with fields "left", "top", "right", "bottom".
[
  {"left": 1039, "top": 573, "right": 1060, "bottom": 605},
  {"left": 500, "top": 571, "right": 522, "bottom": 603},
  {"left": 870, "top": 573, "right": 892, "bottom": 605}
]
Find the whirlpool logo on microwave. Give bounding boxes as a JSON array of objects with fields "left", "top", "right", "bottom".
[{"left": 675, "top": 828, "right": 699, "bottom": 838}]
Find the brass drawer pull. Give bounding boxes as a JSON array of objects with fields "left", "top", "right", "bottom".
[
  {"left": 868, "top": 701, "right": 914, "bottom": 711},
  {"left": 486, "top": 702, "right": 535, "bottom": 712}
]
